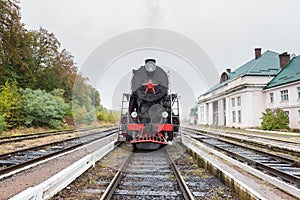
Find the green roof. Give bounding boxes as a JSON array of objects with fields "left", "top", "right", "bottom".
[
  {"left": 189, "top": 105, "right": 198, "bottom": 116},
  {"left": 265, "top": 55, "right": 300, "bottom": 89},
  {"left": 229, "top": 50, "right": 280, "bottom": 76},
  {"left": 203, "top": 50, "right": 280, "bottom": 95}
]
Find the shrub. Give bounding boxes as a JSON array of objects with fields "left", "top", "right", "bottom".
[
  {"left": 261, "top": 108, "right": 289, "bottom": 131},
  {"left": 21, "top": 88, "right": 68, "bottom": 129}
]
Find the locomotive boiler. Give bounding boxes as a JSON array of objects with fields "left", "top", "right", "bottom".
[{"left": 117, "top": 59, "right": 180, "bottom": 150}]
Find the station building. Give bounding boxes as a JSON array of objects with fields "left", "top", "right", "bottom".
[{"left": 197, "top": 48, "right": 300, "bottom": 130}]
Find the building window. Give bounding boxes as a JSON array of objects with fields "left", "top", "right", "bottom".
[
  {"left": 237, "top": 96, "right": 241, "bottom": 106},
  {"left": 231, "top": 98, "right": 235, "bottom": 107},
  {"left": 285, "top": 111, "right": 290, "bottom": 122},
  {"left": 238, "top": 110, "right": 241, "bottom": 123},
  {"left": 280, "top": 90, "right": 289, "bottom": 102},
  {"left": 298, "top": 87, "right": 300, "bottom": 99},
  {"left": 199, "top": 106, "right": 204, "bottom": 122},
  {"left": 232, "top": 111, "right": 236, "bottom": 123},
  {"left": 269, "top": 93, "right": 274, "bottom": 103},
  {"left": 285, "top": 111, "right": 289, "bottom": 117}
]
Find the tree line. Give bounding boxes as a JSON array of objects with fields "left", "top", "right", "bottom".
[{"left": 0, "top": 0, "right": 118, "bottom": 133}]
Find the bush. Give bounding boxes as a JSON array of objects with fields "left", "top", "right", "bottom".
[
  {"left": 261, "top": 108, "right": 289, "bottom": 131},
  {"left": 21, "top": 88, "right": 68, "bottom": 129}
]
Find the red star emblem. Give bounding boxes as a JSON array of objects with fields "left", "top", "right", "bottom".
[{"left": 143, "top": 79, "right": 158, "bottom": 94}]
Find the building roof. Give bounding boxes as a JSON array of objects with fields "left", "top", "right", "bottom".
[
  {"left": 203, "top": 50, "right": 280, "bottom": 95},
  {"left": 230, "top": 50, "right": 280, "bottom": 77},
  {"left": 265, "top": 55, "right": 300, "bottom": 89},
  {"left": 189, "top": 105, "right": 198, "bottom": 116}
]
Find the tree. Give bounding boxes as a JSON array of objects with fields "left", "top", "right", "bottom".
[
  {"left": 0, "top": 0, "right": 25, "bottom": 85},
  {"left": 96, "top": 105, "right": 107, "bottom": 122},
  {"left": 0, "top": 115, "right": 6, "bottom": 134},
  {"left": 261, "top": 108, "right": 289, "bottom": 131},
  {"left": 72, "top": 75, "right": 101, "bottom": 126},
  {"left": 0, "top": 0, "right": 108, "bottom": 130},
  {"left": 107, "top": 110, "right": 116, "bottom": 123},
  {"left": 1, "top": 9, "right": 79, "bottom": 100},
  {"left": 53, "top": 49, "right": 77, "bottom": 102},
  {"left": 0, "top": 81, "right": 24, "bottom": 129},
  {"left": 28, "top": 28, "right": 60, "bottom": 90}
]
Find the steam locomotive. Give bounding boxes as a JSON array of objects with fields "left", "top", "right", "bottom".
[{"left": 117, "top": 59, "right": 180, "bottom": 150}]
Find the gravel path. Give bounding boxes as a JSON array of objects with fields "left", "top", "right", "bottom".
[
  {"left": 0, "top": 134, "right": 116, "bottom": 200},
  {"left": 0, "top": 127, "right": 110, "bottom": 154}
]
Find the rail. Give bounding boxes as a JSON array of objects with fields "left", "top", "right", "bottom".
[
  {"left": 0, "top": 128, "right": 117, "bottom": 179},
  {"left": 182, "top": 129, "right": 300, "bottom": 187}
]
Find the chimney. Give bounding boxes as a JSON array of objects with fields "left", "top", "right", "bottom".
[
  {"left": 226, "top": 68, "right": 231, "bottom": 73},
  {"left": 279, "top": 52, "right": 290, "bottom": 68},
  {"left": 255, "top": 48, "right": 261, "bottom": 59},
  {"left": 145, "top": 58, "right": 156, "bottom": 64}
]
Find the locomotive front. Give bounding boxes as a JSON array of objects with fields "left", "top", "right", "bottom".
[{"left": 118, "top": 59, "right": 180, "bottom": 150}]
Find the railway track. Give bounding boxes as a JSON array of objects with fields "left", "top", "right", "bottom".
[
  {"left": 0, "top": 128, "right": 117, "bottom": 178},
  {"left": 101, "top": 147, "right": 194, "bottom": 200},
  {"left": 183, "top": 129, "right": 300, "bottom": 188},
  {"left": 0, "top": 125, "right": 115, "bottom": 145},
  {"left": 183, "top": 126, "right": 300, "bottom": 157}
]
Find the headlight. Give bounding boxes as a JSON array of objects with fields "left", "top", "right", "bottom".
[
  {"left": 162, "top": 111, "right": 168, "bottom": 118},
  {"left": 145, "top": 61, "right": 156, "bottom": 72},
  {"left": 131, "top": 111, "right": 137, "bottom": 118}
]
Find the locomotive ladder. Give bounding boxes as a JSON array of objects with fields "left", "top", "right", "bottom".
[
  {"left": 171, "top": 94, "right": 182, "bottom": 142},
  {"left": 117, "top": 93, "right": 130, "bottom": 141}
]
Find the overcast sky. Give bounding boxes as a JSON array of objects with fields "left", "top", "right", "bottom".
[
  {"left": 20, "top": 0, "right": 300, "bottom": 69},
  {"left": 19, "top": 0, "right": 300, "bottom": 116}
]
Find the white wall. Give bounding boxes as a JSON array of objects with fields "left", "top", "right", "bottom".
[
  {"left": 227, "top": 89, "right": 264, "bottom": 128},
  {"left": 208, "top": 102, "right": 213, "bottom": 125},
  {"left": 198, "top": 103, "right": 208, "bottom": 125},
  {"left": 264, "top": 81, "right": 300, "bottom": 129}
]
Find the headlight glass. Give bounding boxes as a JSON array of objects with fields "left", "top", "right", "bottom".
[
  {"left": 131, "top": 111, "right": 137, "bottom": 118},
  {"left": 145, "top": 61, "right": 156, "bottom": 72},
  {"left": 162, "top": 111, "right": 168, "bottom": 118}
]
